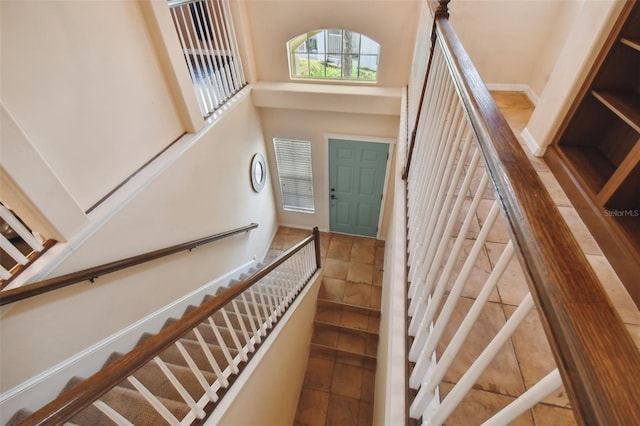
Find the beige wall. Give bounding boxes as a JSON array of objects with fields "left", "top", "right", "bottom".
[
  {"left": 0, "top": 94, "right": 279, "bottom": 392},
  {"left": 1, "top": 0, "right": 186, "bottom": 211},
  {"left": 241, "top": 0, "right": 420, "bottom": 87},
  {"left": 449, "top": 0, "right": 581, "bottom": 98}
]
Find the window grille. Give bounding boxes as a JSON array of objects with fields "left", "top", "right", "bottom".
[
  {"left": 287, "top": 29, "right": 380, "bottom": 81},
  {"left": 168, "top": 0, "right": 246, "bottom": 118},
  {"left": 273, "top": 138, "right": 315, "bottom": 213}
]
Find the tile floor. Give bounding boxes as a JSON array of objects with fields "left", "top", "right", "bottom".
[{"left": 267, "top": 92, "right": 640, "bottom": 426}]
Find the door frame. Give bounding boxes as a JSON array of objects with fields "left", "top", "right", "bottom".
[{"left": 324, "top": 133, "right": 396, "bottom": 239}]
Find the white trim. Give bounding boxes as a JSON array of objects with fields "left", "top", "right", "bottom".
[
  {"left": 520, "top": 127, "right": 547, "bottom": 157},
  {"left": 0, "top": 260, "right": 254, "bottom": 423},
  {"left": 324, "top": 133, "right": 396, "bottom": 239},
  {"left": 485, "top": 83, "right": 539, "bottom": 106},
  {"left": 4, "top": 87, "right": 253, "bottom": 293}
]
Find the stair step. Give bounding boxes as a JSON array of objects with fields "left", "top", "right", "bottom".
[
  {"left": 310, "top": 343, "right": 377, "bottom": 370},
  {"left": 137, "top": 333, "right": 237, "bottom": 374},
  {"left": 69, "top": 384, "right": 191, "bottom": 425},
  {"left": 313, "top": 320, "right": 380, "bottom": 337},
  {"left": 117, "top": 359, "right": 215, "bottom": 402},
  {"left": 6, "top": 409, "right": 32, "bottom": 426},
  {"left": 316, "top": 298, "right": 381, "bottom": 317}
]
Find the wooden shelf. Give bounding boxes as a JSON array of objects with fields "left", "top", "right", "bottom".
[
  {"left": 546, "top": 1, "right": 640, "bottom": 307},
  {"left": 591, "top": 90, "right": 640, "bottom": 133},
  {"left": 621, "top": 37, "right": 640, "bottom": 52},
  {"left": 558, "top": 145, "right": 616, "bottom": 195}
]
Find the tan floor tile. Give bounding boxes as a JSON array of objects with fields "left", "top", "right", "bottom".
[
  {"left": 485, "top": 241, "right": 530, "bottom": 306},
  {"left": 372, "top": 268, "right": 383, "bottom": 286},
  {"left": 358, "top": 401, "right": 374, "bottom": 426},
  {"left": 270, "top": 232, "right": 288, "bottom": 250},
  {"left": 439, "top": 382, "right": 535, "bottom": 426},
  {"left": 294, "top": 388, "right": 330, "bottom": 426},
  {"left": 370, "top": 286, "right": 382, "bottom": 309},
  {"left": 351, "top": 242, "right": 376, "bottom": 265},
  {"left": 324, "top": 258, "right": 350, "bottom": 280},
  {"left": 365, "top": 334, "right": 378, "bottom": 356},
  {"left": 557, "top": 206, "right": 603, "bottom": 256},
  {"left": 319, "top": 278, "right": 346, "bottom": 302},
  {"left": 316, "top": 304, "right": 341, "bottom": 324},
  {"left": 447, "top": 239, "right": 500, "bottom": 303},
  {"left": 303, "top": 355, "right": 335, "bottom": 392},
  {"left": 537, "top": 171, "right": 572, "bottom": 207},
  {"left": 469, "top": 162, "right": 497, "bottom": 200},
  {"left": 313, "top": 327, "right": 339, "bottom": 347},
  {"left": 341, "top": 310, "right": 370, "bottom": 330},
  {"left": 531, "top": 404, "right": 577, "bottom": 426},
  {"left": 452, "top": 198, "right": 482, "bottom": 239},
  {"left": 347, "top": 262, "right": 373, "bottom": 284},
  {"left": 337, "top": 330, "right": 366, "bottom": 353},
  {"left": 375, "top": 246, "right": 385, "bottom": 267},
  {"left": 331, "top": 362, "right": 363, "bottom": 399},
  {"left": 586, "top": 254, "right": 640, "bottom": 325},
  {"left": 361, "top": 368, "right": 376, "bottom": 402},
  {"left": 326, "top": 394, "right": 360, "bottom": 425},
  {"left": 328, "top": 238, "right": 353, "bottom": 261},
  {"left": 368, "top": 315, "right": 380, "bottom": 332},
  {"left": 438, "top": 298, "right": 526, "bottom": 397},
  {"left": 476, "top": 199, "right": 511, "bottom": 244},
  {"left": 343, "top": 281, "right": 372, "bottom": 306},
  {"left": 505, "top": 306, "right": 570, "bottom": 408}
]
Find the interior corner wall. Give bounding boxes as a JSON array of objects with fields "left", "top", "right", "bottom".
[
  {"left": 258, "top": 107, "right": 399, "bottom": 234},
  {"left": 0, "top": 94, "right": 279, "bottom": 394},
  {"left": 448, "top": 0, "right": 580, "bottom": 98},
  {"left": 0, "top": 0, "right": 186, "bottom": 211}
]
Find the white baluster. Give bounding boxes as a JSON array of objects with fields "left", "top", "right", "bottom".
[
  {"left": 220, "top": 309, "right": 248, "bottom": 361},
  {"left": 127, "top": 376, "right": 180, "bottom": 424},
  {"left": 175, "top": 340, "right": 219, "bottom": 400},
  {"left": 482, "top": 369, "right": 562, "bottom": 425},
  {"left": 207, "top": 317, "right": 239, "bottom": 374},
  {"left": 92, "top": 400, "right": 134, "bottom": 426},
  {"left": 153, "top": 356, "right": 206, "bottom": 419},
  {"left": 192, "top": 328, "right": 229, "bottom": 387}
]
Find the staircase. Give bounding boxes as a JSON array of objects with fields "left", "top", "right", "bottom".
[{"left": 7, "top": 230, "right": 320, "bottom": 425}]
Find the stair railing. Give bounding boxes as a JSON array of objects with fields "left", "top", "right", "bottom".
[
  {"left": 403, "top": 1, "right": 640, "bottom": 424},
  {"left": 0, "top": 202, "right": 56, "bottom": 288},
  {"left": 15, "top": 228, "right": 321, "bottom": 425},
  {"left": 0, "top": 223, "right": 259, "bottom": 306}
]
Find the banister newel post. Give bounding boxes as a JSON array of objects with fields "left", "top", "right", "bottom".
[
  {"left": 313, "top": 227, "right": 322, "bottom": 269},
  {"left": 435, "top": 0, "right": 451, "bottom": 19}
]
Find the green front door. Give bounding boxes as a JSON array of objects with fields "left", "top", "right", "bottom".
[{"left": 329, "top": 139, "right": 389, "bottom": 237}]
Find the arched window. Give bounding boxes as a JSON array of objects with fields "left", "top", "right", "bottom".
[{"left": 287, "top": 29, "right": 380, "bottom": 81}]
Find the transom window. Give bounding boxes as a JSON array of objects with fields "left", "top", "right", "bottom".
[{"left": 287, "top": 29, "right": 380, "bottom": 81}]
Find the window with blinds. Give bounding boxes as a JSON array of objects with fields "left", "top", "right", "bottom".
[{"left": 273, "top": 138, "right": 315, "bottom": 213}]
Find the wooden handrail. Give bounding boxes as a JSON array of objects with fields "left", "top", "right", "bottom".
[
  {"left": 0, "top": 223, "right": 259, "bottom": 306},
  {"left": 20, "top": 227, "right": 320, "bottom": 425},
  {"left": 432, "top": 7, "right": 640, "bottom": 424}
]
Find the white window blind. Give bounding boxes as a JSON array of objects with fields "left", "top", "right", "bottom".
[{"left": 273, "top": 138, "right": 315, "bottom": 213}]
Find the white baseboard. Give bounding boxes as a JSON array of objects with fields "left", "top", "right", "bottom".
[
  {"left": 486, "top": 83, "right": 539, "bottom": 106},
  {"left": 0, "top": 259, "right": 254, "bottom": 424},
  {"left": 520, "top": 128, "right": 546, "bottom": 157}
]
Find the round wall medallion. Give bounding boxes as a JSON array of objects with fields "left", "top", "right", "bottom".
[{"left": 250, "top": 153, "right": 266, "bottom": 193}]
